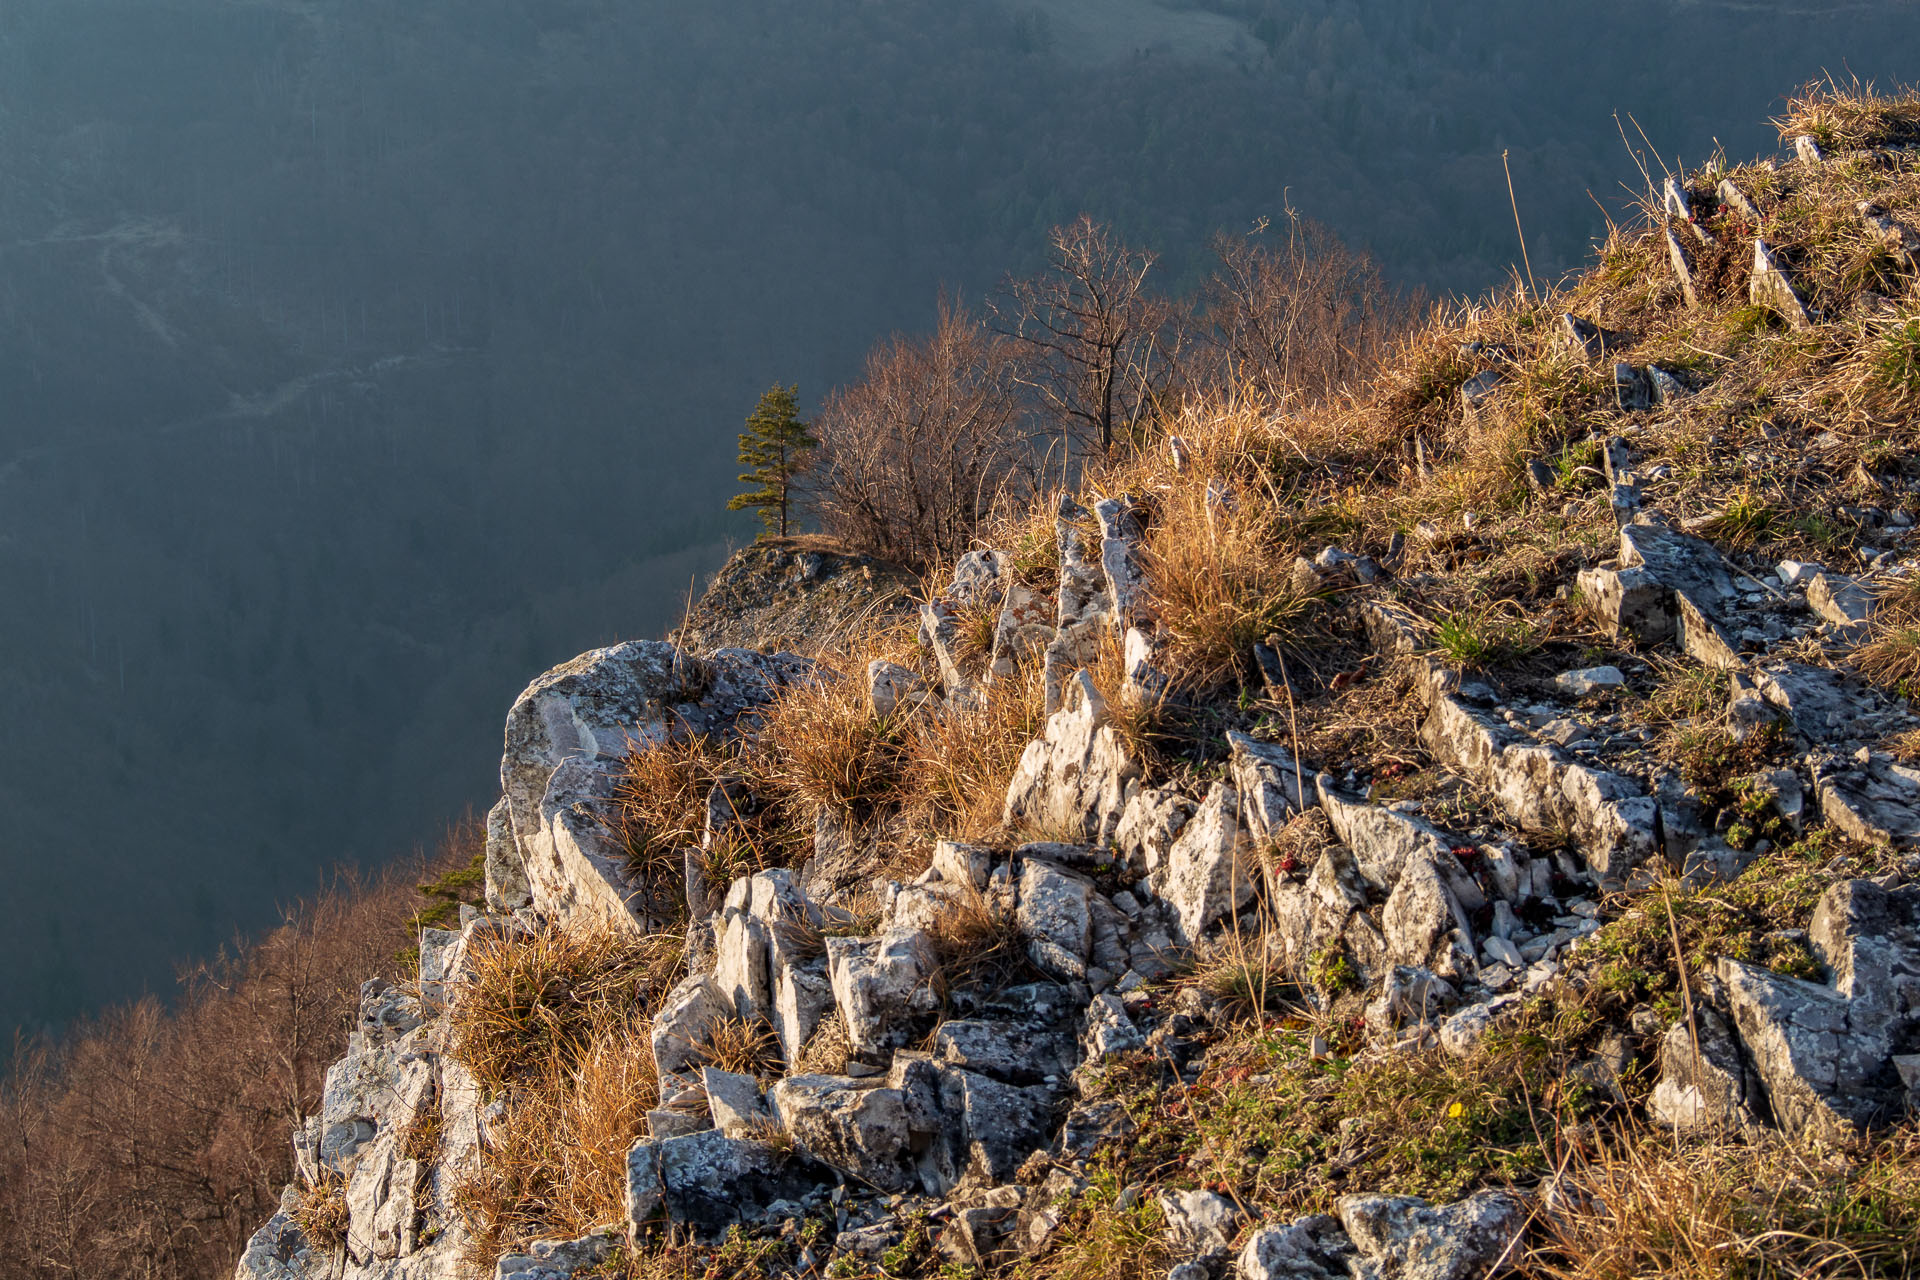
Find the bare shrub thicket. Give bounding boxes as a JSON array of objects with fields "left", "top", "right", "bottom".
[
  {"left": 994, "top": 214, "right": 1180, "bottom": 458},
  {"left": 0, "top": 823, "right": 479, "bottom": 1280},
  {"left": 1192, "top": 216, "right": 1419, "bottom": 404},
  {"left": 805, "top": 298, "right": 1034, "bottom": 573}
]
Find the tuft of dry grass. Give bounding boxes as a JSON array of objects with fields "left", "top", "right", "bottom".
[
  {"left": 793, "top": 1010, "right": 851, "bottom": 1077},
  {"left": 455, "top": 1009, "right": 660, "bottom": 1264},
  {"left": 747, "top": 671, "right": 909, "bottom": 819},
  {"left": 1532, "top": 1123, "right": 1920, "bottom": 1280},
  {"left": 902, "top": 665, "right": 1048, "bottom": 839},
  {"left": 449, "top": 925, "right": 682, "bottom": 1094},
  {"left": 1116, "top": 401, "right": 1329, "bottom": 690},
  {"left": 1776, "top": 77, "right": 1920, "bottom": 154},
  {"left": 289, "top": 1175, "right": 351, "bottom": 1250},
  {"left": 447, "top": 924, "right": 688, "bottom": 1266},
  {"left": 615, "top": 739, "right": 717, "bottom": 924},
  {"left": 1852, "top": 577, "right": 1920, "bottom": 691},
  {"left": 697, "top": 1016, "right": 783, "bottom": 1080},
  {"left": 922, "top": 880, "right": 1044, "bottom": 1005}
]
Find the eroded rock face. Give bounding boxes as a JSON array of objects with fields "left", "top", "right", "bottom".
[
  {"left": 770, "top": 1076, "right": 919, "bottom": 1192},
  {"left": 1002, "top": 671, "right": 1141, "bottom": 845},
  {"left": 1705, "top": 881, "right": 1920, "bottom": 1142},
  {"left": 1419, "top": 669, "right": 1656, "bottom": 881},
  {"left": 1336, "top": 1191, "right": 1524, "bottom": 1280},
  {"left": 498, "top": 641, "right": 813, "bottom": 931},
  {"left": 1160, "top": 783, "right": 1253, "bottom": 945}
]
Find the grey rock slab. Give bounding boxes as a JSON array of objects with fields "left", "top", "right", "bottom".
[
  {"left": 1421, "top": 681, "right": 1656, "bottom": 880},
  {"left": 1666, "top": 227, "right": 1700, "bottom": 307},
  {"left": 1554, "top": 666, "right": 1625, "bottom": 696},
  {"left": 494, "top": 1232, "right": 617, "bottom": 1280},
  {"left": 651, "top": 974, "right": 730, "bottom": 1089},
  {"left": 932, "top": 839, "right": 995, "bottom": 891},
  {"left": 1336, "top": 1190, "right": 1525, "bottom": 1280},
  {"left": 1017, "top": 859, "right": 1095, "bottom": 977},
  {"left": 1083, "top": 992, "right": 1146, "bottom": 1062},
  {"left": 1360, "top": 598, "right": 1425, "bottom": 657},
  {"left": 1161, "top": 782, "right": 1255, "bottom": 944},
  {"left": 1815, "top": 759, "right": 1920, "bottom": 846},
  {"left": 1719, "top": 957, "right": 1867, "bottom": 1143},
  {"left": 950, "top": 549, "right": 1013, "bottom": 611},
  {"left": 933, "top": 1020, "right": 1077, "bottom": 1084},
  {"left": 991, "top": 580, "right": 1055, "bottom": 683},
  {"left": 626, "top": 1130, "right": 813, "bottom": 1236},
  {"left": 1719, "top": 178, "right": 1763, "bottom": 225},
  {"left": 868, "top": 660, "right": 935, "bottom": 720},
  {"left": 1807, "top": 573, "right": 1874, "bottom": 634},
  {"left": 1677, "top": 590, "right": 1743, "bottom": 671},
  {"left": 1229, "top": 731, "right": 1318, "bottom": 843},
  {"left": 233, "top": 1198, "right": 327, "bottom": 1280},
  {"left": 702, "top": 1068, "right": 770, "bottom": 1138},
  {"left": 1577, "top": 565, "right": 1672, "bottom": 645},
  {"left": 713, "top": 909, "right": 772, "bottom": 1023},
  {"left": 773, "top": 959, "right": 836, "bottom": 1067},
  {"left": 827, "top": 928, "right": 938, "bottom": 1058},
  {"left": 769, "top": 1075, "right": 918, "bottom": 1192},
  {"left": 921, "top": 601, "right": 979, "bottom": 706},
  {"left": 1161, "top": 1189, "right": 1240, "bottom": 1254},
  {"left": 1620, "top": 520, "right": 1735, "bottom": 611},
  {"left": 1235, "top": 1214, "right": 1353, "bottom": 1280},
  {"left": 1003, "top": 670, "right": 1142, "bottom": 845},
  {"left": 484, "top": 795, "right": 532, "bottom": 913},
  {"left": 1750, "top": 238, "right": 1812, "bottom": 329},
  {"left": 500, "top": 641, "right": 811, "bottom": 930},
  {"left": 1095, "top": 498, "right": 1151, "bottom": 632},
  {"left": 1114, "top": 785, "right": 1196, "bottom": 877},
  {"left": 1755, "top": 662, "right": 1879, "bottom": 743},
  {"left": 1648, "top": 1008, "right": 1763, "bottom": 1137},
  {"left": 938, "top": 1066, "right": 1055, "bottom": 1186}
]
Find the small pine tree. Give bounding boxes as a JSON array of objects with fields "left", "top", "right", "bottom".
[{"left": 728, "top": 384, "right": 817, "bottom": 537}]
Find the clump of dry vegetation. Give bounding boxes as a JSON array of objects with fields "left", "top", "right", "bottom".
[{"left": 449, "top": 924, "right": 685, "bottom": 1262}]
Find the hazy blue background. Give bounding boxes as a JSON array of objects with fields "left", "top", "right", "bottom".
[{"left": 1, "top": 0, "right": 1914, "bottom": 1033}]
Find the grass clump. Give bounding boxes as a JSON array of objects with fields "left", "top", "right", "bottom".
[
  {"left": 449, "top": 924, "right": 683, "bottom": 1265},
  {"left": 289, "top": 1175, "right": 351, "bottom": 1250},
  {"left": 1532, "top": 1123, "right": 1920, "bottom": 1280},
  {"left": 1431, "top": 605, "right": 1540, "bottom": 669},
  {"left": 1854, "top": 578, "right": 1920, "bottom": 693},
  {"left": 449, "top": 924, "right": 681, "bottom": 1092}
]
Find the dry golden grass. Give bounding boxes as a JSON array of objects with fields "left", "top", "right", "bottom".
[
  {"left": 921, "top": 880, "right": 1044, "bottom": 1005},
  {"left": 1532, "top": 1123, "right": 1920, "bottom": 1280},
  {"left": 449, "top": 925, "right": 682, "bottom": 1093},
  {"left": 901, "top": 664, "right": 1047, "bottom": 839},
  {"left": 697, "top": 1016, "right": 783, "bottom": 1079},
  {"left": 615, "top": 738, "right": 718, "bottom": 923},
  {"left": 447, "top": 924, "right": 688, "bottom": 1265},
  {"left": 1852, "top": 577, "right": 1920, "bottom": 692},
  {"left": 747, "top": 669, "right": 909, "bottom": 819},
  {"left": 455, "top": 1009, "right": 659, "bottom": 1263},
  {"left": 1777, "top": 77, "right": 1920, "bottom": 154},
  {"left": 1099, "top": 399, "right": 1329, "bottom": 690},
  {"left": 289, "top": 1175, "right": 351, "bottom": 1250},
  {"left": 792, "top": 1009, "right": 851, "bottom": 1076}
]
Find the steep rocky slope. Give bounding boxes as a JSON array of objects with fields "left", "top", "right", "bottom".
[{"left": 236, "top": 86, "right": 1920, "bottom": 1280}]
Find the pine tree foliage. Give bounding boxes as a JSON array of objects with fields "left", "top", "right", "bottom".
[{"left": 728, "top": 385, "right": 817, "bottom": 537}]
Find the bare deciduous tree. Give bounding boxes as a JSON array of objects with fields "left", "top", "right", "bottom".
[
  {"left": 806, "top": 298, "right": 1032, "bottom": 572},
  {"left": 1192, "top": 214, "right": 1416, "bottom": 404},
  {"left": 993, "top": 215, "right": 1176, "bottom": 456}
]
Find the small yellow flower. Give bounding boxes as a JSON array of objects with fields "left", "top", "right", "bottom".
[{"left": 1446, "top": 1101, "right": 1465, "bottom": 1119}]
